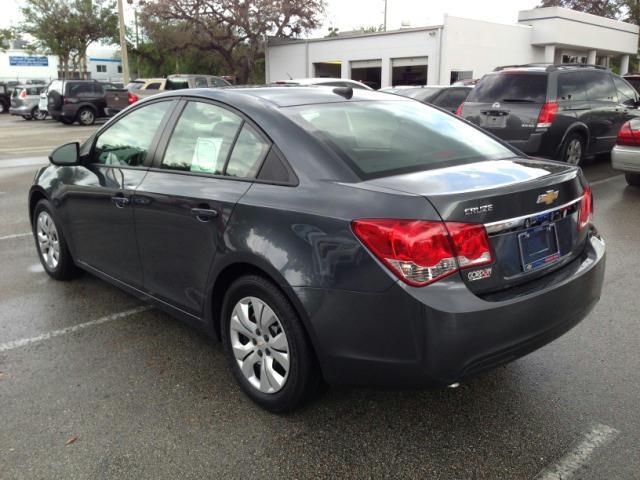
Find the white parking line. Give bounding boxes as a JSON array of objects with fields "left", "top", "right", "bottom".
[
  {"left": 0, "top": 306, "right": 152, "bottom": 353},
  {"left": 535, "top": 423, "right": 619, "bottom": 480},
  {"left": 0, "top": 232, "right": 31, "bottom": 241},
  {"left": 590, "top": 174, "right": 623, "bottom": 186}
]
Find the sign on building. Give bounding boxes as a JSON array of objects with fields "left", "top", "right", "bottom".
[{"left": 9, "top": 56, "right": 49, "bottom": 67}]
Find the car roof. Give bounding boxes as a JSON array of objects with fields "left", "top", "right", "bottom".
[{"left": 148, "top": 85, "right": 402, "bottom": 108}]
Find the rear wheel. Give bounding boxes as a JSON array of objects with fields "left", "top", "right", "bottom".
[
  {"left": 77, "top": 107, "right": 95, "bottom": 126},
  {"left": 625, "top": 173, "right": 640, "bottom": 186},
  {"left": 221, "top": 275, "right": 319, "bottom": 412},
  {"left": 32, "top": 200, "right": 80, "bottom": 280},
  {"left": 0, "top": 102, "right": 7, "bottom": 114},
  {"left": 559, "top": 133, "right": 585, "bottom": 165},
  {"left": 59, "top": 117, "right": 73, "bottom": 125},
  {"left": 33, "top": 107, "right": 47, "bottom": 120},
  {"left": 22, "top": 115, "right": 33, "bottom": 120}
]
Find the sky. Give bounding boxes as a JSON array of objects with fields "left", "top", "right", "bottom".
[{"left": 1, "top": 0, "right": 541, "bottom": 36}]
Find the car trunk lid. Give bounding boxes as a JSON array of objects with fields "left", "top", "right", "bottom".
[{"left": 367, "top": 158, "right": 589, "bottom": 294}]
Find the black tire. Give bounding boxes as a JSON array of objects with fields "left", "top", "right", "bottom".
[
  {"left": 59, "top": 117, "right": 73, "bottom": 125},
  {"left": 625, "top": 173, "right": 640, "bottom": 186},
  {"left": 221, "top": 275, "right": 319, "bottom": 412},
  {"left": 22, "top": 115, "right": 33, "bottom": 120},
  {"left": 0, "top": 102, "right": 7, "bottom": 114},
  {"left": 32, "top": 199, "right": 81, "bottom": 281},
  {"left": 48, "top": 91, "right": 62, "bottom": 110},
  {"left": 33, "top": 107, "right": 47, "bottom": 120},
  {"left": 559, "top": 133, "right": 585, "bottom": 165},
  {"left": 77, "top": 107, "right": 95, "bottom": 126}
]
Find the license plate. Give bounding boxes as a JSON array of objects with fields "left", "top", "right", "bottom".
[
  {"left": 480, "top": 113, "right": 508, "bottom": 129},
  {"left": 518, "top": 224, "right": 560, "bottom": 272}
]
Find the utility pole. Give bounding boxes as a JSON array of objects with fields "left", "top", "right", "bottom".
[
  {"left": 383, "top": 0, "right": 388, "bottom": 31},
  {"left": 117, "top": 0, "right": 130, "bottom": 83}
]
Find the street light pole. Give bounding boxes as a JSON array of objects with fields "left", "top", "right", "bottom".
[
  {"left": 117, "top": 0, "right": 129, "bottom": 83},
  {"left": 383, "top": 0, "right": 388, "bottom": 31}
]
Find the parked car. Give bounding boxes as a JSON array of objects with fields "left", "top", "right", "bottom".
[
  {"left": 105, "top": 78, "right": 168, "bottom": 116},
  {"left": 458, "top": 64, "right": 640, "bottom": 164},
  {"left": 165, "top": 74, "right": 231, "bottom": 89},
  {"left": 378, "top": 85, "right": 421, "bottom": 94},
  {"left": 29, "top": 87, "right": 604, "bottom": 412},
  {"left": 612, "top": 118, "right": 640, "bottom": 186},
  {"left": 387, "top": 85, "right": 472, "bottom": 113},
  {"left": 273, "top": 77, "right": 373, "bottom": 90},
  {"left": 47, "top": 80, "right": 120, "bottom": 125},
  {"left": 9, "top": 84, "right": 48, "bottom": 120},
  {"left": 0, "top": 83, "right": 12, "bottom": 113}
]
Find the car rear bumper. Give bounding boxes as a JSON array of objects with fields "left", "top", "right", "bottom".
[
  {"left": 504, "top": 132, "right": 543, "bottom": 155},
  {"left": 612, "top": 145, "right": 640, "bottom": 173},
  {"left": 9, "top": 105, "right": 32, "bottom": 116},
  {"left": 298, "top": 232, "right": 605, "bottom": 387}
]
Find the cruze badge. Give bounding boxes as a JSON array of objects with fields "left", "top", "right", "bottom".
[
  {"left": 464, "top": 204, "right": 493, "bottom": 216},
  {"left": 536, "top": 190, "right": 559, "bottom": 205},
  {"left": 468, "top": 267, "right": 492, "bottom": 281}
]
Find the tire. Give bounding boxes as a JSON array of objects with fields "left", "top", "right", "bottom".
[
  {"left": 48, "top": 91, "right": 62, "bottom": 110},
  {"left": 221, "top": 275, "right": 319, "bottom": 412},
  {"left": 32, "top": 199, "right": 81, "bottom": 281},
  {"left": 59, "top": 117, "right": 73, "bottom": 125},
  {"left": 77, "top": 107, "right": 95, "bottom": 126},
  {"left": 22, "top": 115, "right": 33, "bottom": 121},
  {"left": 625, "top": 173, "right": 640, "bottom": 186},
  {"left": 0, "top": 102, "right": 7, "bottom": 114},
  {"left": 559, "top": 133, "right": 585, "bottom": 165},
  {"left": 33, "top": 107, "right": 47, "bottom": 120}
]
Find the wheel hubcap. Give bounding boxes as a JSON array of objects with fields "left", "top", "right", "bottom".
[
  {"left": 229, "top": 296, "right": 290, "bottom": 394},
  {"left": 566, "top": 139, "right": 582, "bottom": 165},
  {"left": 36, "top": 211, "right": 60, "bottom": 270},
  {"left": 80, "top": 110, "right": 93, "bottom": 123}
]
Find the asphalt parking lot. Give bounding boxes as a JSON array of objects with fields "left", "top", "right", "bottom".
[{"left": 1, "top": 113, "right": 639, "bottom": 479}]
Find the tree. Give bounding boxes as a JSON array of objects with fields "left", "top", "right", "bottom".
[
  {"left": 0, "top": 28, "right": 15, "bottom": 51},
  {"left": 537, "top": 0, "right": 623, "bottom": 19},
  {"left": 140, "top": 0, "right": 326, "bottom": 83}
]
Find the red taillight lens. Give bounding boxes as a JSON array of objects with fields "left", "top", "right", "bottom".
[
  {"left": 128, "top": 92, "right": 139, "bottom": 104},
  {"left": 536, "top": 101, "right": 558, "bottom": 129},
  {"left": 455, "top": 102, "right": 464, "bottom": 116},
  {"left": 352, "top": 219, "right": 493, "bottom": 286},
  {"left": 578, "top": 185, "right": 593, "bottom": 230},
  {"left": 19, "top": 89, "right": 27, "bottom": 99},
  {"left": 616, "top": 121, "right": 640, "bottom": 146}
]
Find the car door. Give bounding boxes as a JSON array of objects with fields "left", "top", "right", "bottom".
[
  {"left": 62, "top": 99, "right": 176, "bottom": 286},
  {"left": 134, "top": 99, "right": 271, "bottom": 316},
  {"left": 581, "top": 70, "right": 620, "bottom": 152}
]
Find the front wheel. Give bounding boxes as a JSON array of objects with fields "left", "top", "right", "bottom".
[
  {"left": 559, "top": 133, "right": 585, "bottom": 165},
  {"left": 77, "top": 107, "right": 95, "bottom": 126},
  {"left": 22, "top": 115, "right": 33, "bottom": 121},
  {"left": 34, "top": 107, "right": 47, "bottom": 120},
  {"left": 32, "top": 200, "right": 80, "bottom": 280},
  {"left": 625, "top": 173, "right": 640, "bottom": 186},
  {"left": 221, "top": 275, "right": 319, "bottom": 412}
]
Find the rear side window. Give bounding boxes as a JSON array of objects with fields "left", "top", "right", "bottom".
[
  {"left": 612, "top": 76, "right": 637, "bottom": 106},
  {"left": 226, "top": 124, "right": 270, "bottom": 178},
  {"left": 583, "top": 71, "right": 617, "bottom": 102},
  {"left": 166, "top": 79, "right": 189, "bottom": 90},
  {"left": 67, "top": 83, "right": 94, "bottom": 97},
  {"left": 49, "top": 80, "right": 63, "bottom": 95},
  {"left": 399, "top": 87, "right": 441, "bottom": 101},
  {"left": 624, "top": 77, "right": 640, "bottom": 93},
  {"left": 467, "top": 73, "right": 548, "bottom": 103},
  {"left": 194, "top": 77, "right": 208, "bottom": 87},
  {"left": 161, "top": 101, "right": 242, "bottom": 175},
  {"left": 285, "top": 100, "right": 514, "bottom": 178},
  {"left": 145, "top": 82, "right": 161, "bottom": 90},
  {"left": 209, "top": 77, "right": 229, "bottom": 87},
  {"left": 435, "top": 89, "right": 470, "bottom": 109},
  {"left": 94, "top": 101, "right": 174, "bottom": 166},
  {"left": 557, "top": 72, "right": 587, "bottom": 102}
]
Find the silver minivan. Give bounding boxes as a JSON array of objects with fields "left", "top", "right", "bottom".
[{"left": 10, "top": 85, "right": 47, "bottom": 120}]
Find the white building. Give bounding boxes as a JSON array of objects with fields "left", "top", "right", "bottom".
[{"left": 266, "top": 7, "right": 639, "bottom": 89}]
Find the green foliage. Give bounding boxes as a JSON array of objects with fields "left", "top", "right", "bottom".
[
  {"left": 0, "top": 28, "right": 15, "bottom": 51},
  {"left": 537, "top": 0, "right": 623, "bottom": 19},
  {"left": 357, "top": 25, "right": 385, "bottom": 33}
]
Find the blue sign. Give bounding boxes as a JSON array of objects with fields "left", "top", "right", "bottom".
[{"left": 9, "top": 56, "right": 49, "bottom": 67}]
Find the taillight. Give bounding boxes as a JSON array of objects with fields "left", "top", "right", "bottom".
[
  {"left": 578, "top": 185, "right": 593, "bottom": 230},
  {"left": 19, "top": 89, "right": 27, "bottom": 99},
  {"left": 616, "top": 120, "right": 640, "bottom": 146},
  {"left": 536, "top": 101, "right": 558, "bottom": 129},
  {"left": 128, "top": 92, "right": 139, "bottom": 104},
  {"left": 351, "top": 219, "right": 493, "bottom": 287},
  {"left": 455, "top": 102, "right": 464, "bottom": 116}
]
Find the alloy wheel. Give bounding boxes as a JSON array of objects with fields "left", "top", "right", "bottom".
[
  {"left": 36, "top": 211, "right": 60, "bottom": 270},
  {"left": 79, "top": 109, "right": 94, "bottom": 125},
  {"left": 229, "top": 296, "right": 290, "bottom": 394},
  {"left": 566, "top": 138, "right": 582, "bottom": 165},
  {"left": 34, "top": 108, "right": 47, "bottom": 120}
]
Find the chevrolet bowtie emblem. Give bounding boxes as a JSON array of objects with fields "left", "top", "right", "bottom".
[{"left": 536, "top": 190, "right": 559, "bottom": 205}]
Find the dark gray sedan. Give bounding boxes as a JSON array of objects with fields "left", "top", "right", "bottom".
[{"left": 29, "top": 86, "right": 605, "bottom": 411}]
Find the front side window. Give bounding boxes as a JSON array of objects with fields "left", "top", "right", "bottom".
[
  {"left": 612, "top": 75, "right": 637, "bottom": 106},
  {"left": 161, "top": 101, "right": 242, "bottom": 174},
  {"left": 583, "top": 71, "right": 617, "bottom": 102},
  {"left": 467, "top": 73, "right": 548, "bottom": 104},
  {"left": 94, "top": 101, "right": 174, "bottom": 166},
  {"left": 285, "top": 100, "right": 514, "bottom": 178},
  {"left": 226, "top": 124, "right": 270, "bottom": 178}
]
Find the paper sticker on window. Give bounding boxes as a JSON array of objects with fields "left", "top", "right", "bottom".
[{"left": 191, "top": 137, "right": 223, "bottom": 173}]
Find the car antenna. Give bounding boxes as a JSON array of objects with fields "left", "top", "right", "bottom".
[
  {"left": 333, "top": 86, "right": 353, "bottom": 99},
  {"left": 286, "top": 72, "right": 293, "bottom": 80}
]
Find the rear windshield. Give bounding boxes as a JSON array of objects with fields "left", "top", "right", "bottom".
[
  {"left": 284, "top": 100, "right": 514, "bottom": 179},
  {"left": 467, "top": 73, "right": 548, "bottom": 104}
]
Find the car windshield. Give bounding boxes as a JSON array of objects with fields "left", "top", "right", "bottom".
[
  {"left": 396, "top": 87, "right": 442, "bottom": 101},
  {"left": 466, "top": 73, "right": 548, "bottom": 103},
  {"left": 285, "top": 100, "right": 514, "bottom": 179}
]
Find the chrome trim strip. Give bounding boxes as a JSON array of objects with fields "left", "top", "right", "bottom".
[{"left": 484, "top": 196, "right": 582, "bottom": 234}]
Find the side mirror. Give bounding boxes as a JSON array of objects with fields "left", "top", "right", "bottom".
[{"left": 49, "top": 142, "right": 80, "bottom": 166}]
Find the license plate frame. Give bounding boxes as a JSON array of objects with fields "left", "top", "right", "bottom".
[{"left": 518, "top": 224, "right": 561, "bottom": 273}]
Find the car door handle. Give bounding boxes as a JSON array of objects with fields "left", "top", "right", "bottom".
[
  {"left": 191, "top": 207, "right": 218, "bottom": 222},
  {"left": 110, "top": 195, "right": 130, "bottom": 208}
]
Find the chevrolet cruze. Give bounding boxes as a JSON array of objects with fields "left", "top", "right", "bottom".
[{"left": 29, "top": 87, "right": 605, "bottom": 412}]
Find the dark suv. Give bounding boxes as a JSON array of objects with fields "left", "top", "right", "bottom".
[
  {"left": 0, "top": 83, "right": 11, "bottom": 114},
  {"left": 459, "top": 64, "right": 639, "bottom": 164},
  {"left": 47, "top": 80, "right": 119, "bottom": 125}
]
